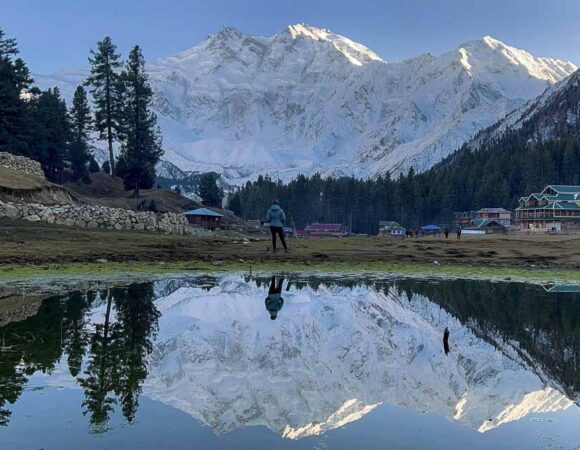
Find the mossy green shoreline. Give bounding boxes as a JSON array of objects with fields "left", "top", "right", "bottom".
[{"left": 1, "top": 260, "right": 579, "bottom": 285}]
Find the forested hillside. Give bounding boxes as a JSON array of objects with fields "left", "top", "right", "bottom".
[{"left": 228, "top": 70, "right": 580, "bottom": 233}]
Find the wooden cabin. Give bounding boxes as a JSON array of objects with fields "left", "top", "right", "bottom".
[
  {"left": 183, "top": 207, "right": 223, "bottom": 230},
  {"left": 304, "top": 223, "right": 344, "bottom": 237}
]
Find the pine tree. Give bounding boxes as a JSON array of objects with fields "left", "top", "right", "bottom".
[
  {"left": 29, "top": 87, "right": 70, "bottom": 182},
  {"left": 102, "top": 160, "right": 111, "bottom": 175},
  {"left": 196, "top": 172, "right": 224, "bottom": 207},
  {"left": 68, "top": 85, "right": 92, "bottom": 182},
  {"left": 116, "top": 45, "right": 163, "bottom": 197},
  {"left": 86, "top": 36, "right": 122, "bottom": 176},
  {"left": 0, "top": 28, "right": 33, "bottom": 155},
  {"left": 89, "top": 157, "right": 101, "bottom": 173}
]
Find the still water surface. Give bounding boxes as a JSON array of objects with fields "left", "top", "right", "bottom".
[{"left": 1, "top": 274, "right": 580, "bottom": 449}]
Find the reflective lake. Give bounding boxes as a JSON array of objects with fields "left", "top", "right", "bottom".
[{"left": 1, "top": 274, "right": 580, "bottom": 449}]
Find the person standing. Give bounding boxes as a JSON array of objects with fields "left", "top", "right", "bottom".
[
  {"left": 444, "top": 227, "right": 449, "bottom": 239},
  {"left": 266, "top": 200, "right": 288, "bottom": 253},
  {"left": 456, "top": 227, "right": 462, "bottom": 240}
]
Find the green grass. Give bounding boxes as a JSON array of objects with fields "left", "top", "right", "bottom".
[{"left": 1, "top": 260, "right": 579, "bottom": 285}]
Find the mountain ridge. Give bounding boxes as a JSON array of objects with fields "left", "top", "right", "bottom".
[{"left": 34, "top": 24, "right": 577, "bottom": 185}]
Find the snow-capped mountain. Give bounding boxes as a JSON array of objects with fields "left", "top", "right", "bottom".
[
  {"left": 142, "top": 276, "right": 574, "bottom": 438},
  {"left": 35, "top": 25, "right": 577, "bottom": 185}
]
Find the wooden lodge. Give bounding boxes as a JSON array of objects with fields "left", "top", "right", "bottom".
[
  {"left": 183, "top": 207, "right": 223, "bottom": 230},
  {"left": 515, "top": 185, "right": 580, "bottom": 233},
  {"left": 455, "top": 208, "right": 512, "bottom": 232},
  {"left": 304, "top": 223, "right": 345, "bottom": 237},
  {"left": 474, "top": 208, "right": 512, "bottom": 227}
]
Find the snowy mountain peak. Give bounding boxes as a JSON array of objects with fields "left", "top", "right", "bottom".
[
  {"left": 457, "top": 36, "right": 576, "bottom": 84},
  {"left": 276, "top": 23, "right": 384, "bottom": 66},
  {"left": 34, "top": 27, "right": 578, "bottom": 184}
]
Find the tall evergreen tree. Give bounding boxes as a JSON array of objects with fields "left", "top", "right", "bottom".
[
  {"left": 0, "top": 28, "right": 33, "bottom": 155},
  {"left": 196, "top": 172, "right": 224, "bottom": 207},
  {"left": 88, "top": 157, "right": 101, "bottom": 173},
  {"left": 86, "top": 36, "right": 122, "bottom": 176},
  {"left": 68, "top": 85, "right": 92, "bottom": 182},
  {"left": 116, "top": 45, "right": 163, "bottom": 197},
  {"left": 29, "top": 87, "right": 70, "bottom": 182}
]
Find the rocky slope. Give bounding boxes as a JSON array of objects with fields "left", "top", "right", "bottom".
[
  {"left": 468, "top": 68, "right": 580, "bottom": 149},
  {"left": 35, "top": 25, "right": 577, "bottom": 185}
]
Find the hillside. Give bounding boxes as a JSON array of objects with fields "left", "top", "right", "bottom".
[
  {"left": 0, "top": 165, "right": 77, "bottom": 205},
  {"left": 35, "top": 24, "right": 577, "bottom": 185},
  {"left": 64, "top": 173, "right": 198, "bottom": 213}
]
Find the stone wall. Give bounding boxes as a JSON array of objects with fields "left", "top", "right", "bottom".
[
  {"left": 0, "top": 152, "right": 45, "bottom": 179},
  {"left": 0, "top": 200, "right": 190, "bottom": 234}
]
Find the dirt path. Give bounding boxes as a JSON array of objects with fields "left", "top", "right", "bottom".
[{"left": 2, "top": 218, "right": 580, "bottom": 270}]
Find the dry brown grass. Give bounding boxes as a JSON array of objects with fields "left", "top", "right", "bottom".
[{"left": 2, "top": 218, "right": 580, "bottom": 269}]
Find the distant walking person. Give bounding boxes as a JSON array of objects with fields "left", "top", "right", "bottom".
[
  {"left": 443, "top": 327, "right": 450, "bottom": 355},
  {"left": 456, "top": 227, "right": 462, "bottom": 240},
  {"left": 266, "top": 200, "right": 288, "bottom": 253},
  {"left": 444, "top": 227, "right": 449, "bottom": 239},
  {"left": 265, "top": 276, "right": 285, "bottom": 320}
]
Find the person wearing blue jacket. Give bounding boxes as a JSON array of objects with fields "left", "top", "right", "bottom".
[
  {"left": 265, "top": 276, "right": 285, "bottom": 320},
  {"left": 266, "top": 200, "right": 288, "bottom": 253}
]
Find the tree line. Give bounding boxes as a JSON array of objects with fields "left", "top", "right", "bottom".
[
  {"left": 227, "top": 135, "right": 580, "bottom": 233},
  {"left": 0, "top": 28, "right": 162, "bottom": 196},
  {"left": 0, "top": 284, "right": 159, "bottom": 430}
]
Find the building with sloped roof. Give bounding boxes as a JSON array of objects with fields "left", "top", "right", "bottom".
[
  {"left": 183, "top": 207, "right": 223, "bottom": 230},
  {"left": 471, "top": 218, "right": 509, "bottom": 234},
  {"left": 304, "top": 223, "right": 344, "bottom": 237},
  {"left": 378, "top": 221, "right": 406, "bottom": 237},
  {"left": 475, "top": 208, "right": 512, "bottom": 227},
  {"left": 515, "top": 185, "right": 580, "bottom": 232},
  {"left": 454, "top": 210, "right": 477, "bottom": 229}
]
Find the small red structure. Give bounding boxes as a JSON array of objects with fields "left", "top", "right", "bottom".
[
  {"left": 304, "top": 223, "right": 344, "bottom": 237},
  {"left": 183, "top": 207, "right": 223, "bottom": 230}
]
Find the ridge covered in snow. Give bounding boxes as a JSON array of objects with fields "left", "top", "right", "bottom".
[{"left": 35, "top": 25, "right": 577, "bottom": 184}]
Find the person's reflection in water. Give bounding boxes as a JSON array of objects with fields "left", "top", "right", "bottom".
[
  {"left": 443, "top": 327, "right": 450, "bottom": 355},
  {"left": 265, "top": 276, "right": 285, "bottom": 320}
]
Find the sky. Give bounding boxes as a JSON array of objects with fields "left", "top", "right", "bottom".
[{"left": 1, "top": 0, "right": 579, "bottom": 74}]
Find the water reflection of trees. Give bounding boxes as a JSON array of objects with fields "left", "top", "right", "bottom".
[
  {"left": 0, "top": 283, "right": 159, "bottom": 431},
  {"left": 394, "top": 279, "right": 580, "bottom": 402}
]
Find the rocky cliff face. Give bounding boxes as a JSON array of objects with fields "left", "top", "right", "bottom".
[{"left": 36, "top": 25, "right": 577, "bottom": 185}]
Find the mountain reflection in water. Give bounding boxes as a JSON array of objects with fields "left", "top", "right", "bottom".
[{"left": 1, "top": 275, "right": 580, "bottom": 444}]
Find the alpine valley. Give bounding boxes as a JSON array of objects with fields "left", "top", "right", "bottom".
[{"left": 35, "top": 24, "right": 578, "bottom": 186}]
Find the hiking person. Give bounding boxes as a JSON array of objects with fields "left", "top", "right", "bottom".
[
  {"left": 266, "top": 200, "right": 288, "bottom": 253},
  {"left": 265, "top": 276, "right": 285, "bottom": 320},
  {"left": 456, "top": 227, "right": 462, "bottom": 240},
  {"left": 444, "top": 227, "right": 449, "bottom": 239}
]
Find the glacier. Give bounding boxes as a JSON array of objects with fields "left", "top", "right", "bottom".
[{"left": 34, "top": 24, "right": 577, "bottom": 185}]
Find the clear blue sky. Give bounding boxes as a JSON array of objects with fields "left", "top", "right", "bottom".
[{"left": 1, "top": 0, "right": 579, "bottom": 74}]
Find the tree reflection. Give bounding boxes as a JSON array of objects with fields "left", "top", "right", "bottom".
[
  {"left": 395, "top": 279, "right": 580, "bottom": 401},
  {"left": 78, "top": 284, "right": 159, "bottom": 431},
  {"left": 0, "top": 282, "right": 159, "bottom": 430}
]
